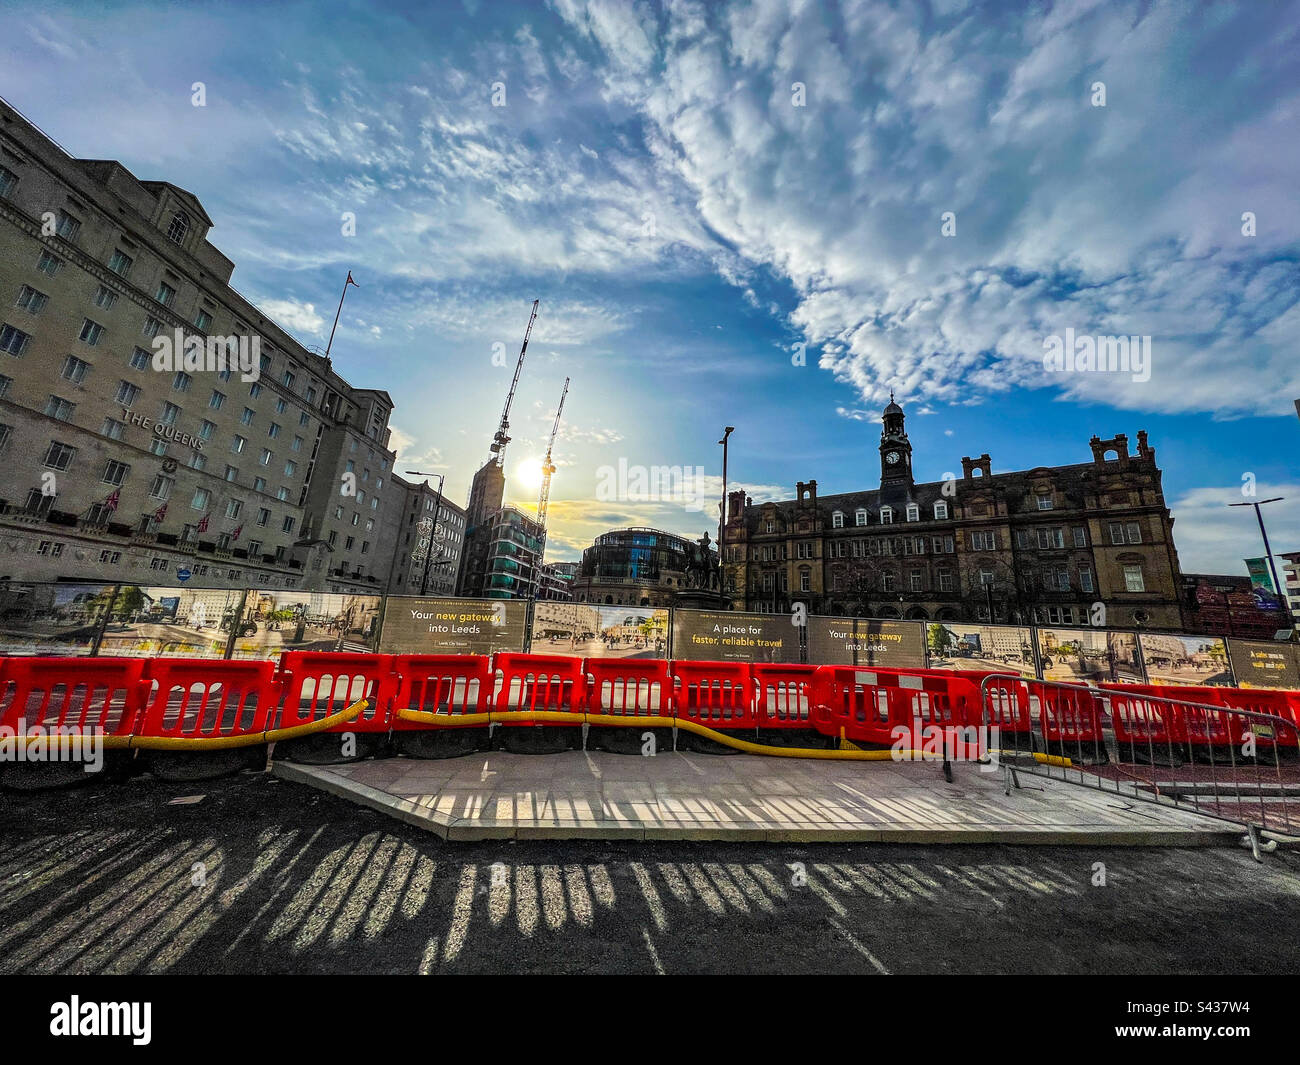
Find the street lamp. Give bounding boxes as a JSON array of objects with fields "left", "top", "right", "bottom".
[
  {"left": 406, "top": 471, "right": 446, "bottom": 597},
  {"left": 717, "top": 426, "right": 734, "bottom": 604},
  {"left": 1229, "top": 496, "right": 1287, "bottom": 624}
]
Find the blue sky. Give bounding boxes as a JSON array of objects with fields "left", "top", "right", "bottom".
[{"left": 2, "top": 0, "right": 1298, "bottom": 572}]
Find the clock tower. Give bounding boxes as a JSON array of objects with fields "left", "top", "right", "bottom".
[{"left": 880, "top": 392, "right": 914, "bottom": 489}]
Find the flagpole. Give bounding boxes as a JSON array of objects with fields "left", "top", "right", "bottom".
[{"left": 325, "top": 272, "right": 355, "bottom": 358}]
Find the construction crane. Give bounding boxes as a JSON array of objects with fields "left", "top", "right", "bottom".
[
  {"left": 531, "top": 376, "right": 569, "bottom": 598},
  {"left": 536, "top": 377, "right": 569, "bottom": 530},
  {"left": 489, "top": 299, "right": 538, "bottom": 466}
]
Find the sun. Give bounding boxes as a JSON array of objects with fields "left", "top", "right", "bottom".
[{"left": 513, "top": 456, "right": 545, "bottom": 494}]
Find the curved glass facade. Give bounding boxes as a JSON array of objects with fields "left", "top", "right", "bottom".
[{"left": 579, "top": 528, "right": 697, "bottom": 582}]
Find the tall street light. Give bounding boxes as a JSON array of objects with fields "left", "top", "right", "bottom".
[
  {"left": 718, "top": 426, "right": 734, "bottom": 605},
  {"left": 1229, "top": 496, "right": 1286, "bottom": 624},
  {"left": 406, "top": 471, "right": 446, "bottom": 596}
]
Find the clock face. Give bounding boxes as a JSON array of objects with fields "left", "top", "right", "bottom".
[{"left": 886, "top": 451, "right": 900, "bottom": 465}]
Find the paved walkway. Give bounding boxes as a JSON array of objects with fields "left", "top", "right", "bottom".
[{"left": 274, "top": 750, "right": 1247, "bottom": 844}]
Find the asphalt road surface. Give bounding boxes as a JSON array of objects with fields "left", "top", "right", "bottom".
[{"left": 2, "top": 771, "right": 1298, "bottom": 975}]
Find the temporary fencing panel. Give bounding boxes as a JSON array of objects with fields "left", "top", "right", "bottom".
[
  {"left": 493, "top": 653, "right": 586, "bottom": 721},
  {"left": 0, "top": 657, "right": 145, "bottom": 738},
  {"left": 585, "top": 658, "right": 671, "bottom": 718},
  {"left": 670, "top": 660, "right": 756, "bottom": 729},
  {"left": 391, "top": 654, "right": 494, "bottom": 729},
  {"left": 1098, "top": 684, "right": 1186, "bottom": 759},
  {"left": 752, "top": 663, "right": 818, "bottom": 728},
  {"left": 276, "top": 651, "right": 396, "bottom": 733},
  {"left": 810, "top": 666, "right": 895, "bottom": 745},
  {"left": 138, "top": 658, "right": 279, "bottom": 741}
]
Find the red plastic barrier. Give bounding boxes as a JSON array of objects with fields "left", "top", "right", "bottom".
[
  {"left": 493, "top": 653, "right": 586, "bottom": 723},
  {"left": 1206, "top": 687, "right": 1297, "bottom": 749},
  {"left": 1031, "top": 681, "right": 1107, "bottom": 747},
  {"left": 1099, "top": 684, "right": 1186, "bottom": 751},
  {"left": 671, "top": 660, "right": 756, "bottom": 729},
  {"left": 809, "top": 666, "right": 896, "bottom": 745},
  {"left": 585, "top": 658, "right": 671, "bottom": 718},
  {"left": 752, "top": 663, "right": 819, "bottom": 729},
  {"left": 276, "top": 651, "right": 396, "bottom": 733},
  {"left": 0, "top": 657, "right": 145, "bottom": 738},
  {"left": 391, "top": 654, "right": 494, "bottom": 730},
  {"left": 139, "top": 658, "right": 279, "bottom": 741}
]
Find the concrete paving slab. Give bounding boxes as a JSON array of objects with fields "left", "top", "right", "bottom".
[{"left": 273, "top": 750, "right": 1249, "bottom": 844}]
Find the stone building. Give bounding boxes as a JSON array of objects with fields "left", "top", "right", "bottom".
[
  {"left": 0, "top": 97, "right": 399, "bottom": 592},
  {"left": 722, "top": 398, "right": 1186, "bottom": 628},
  {"left": 571, "top": 527, "right": 719, "bottom": 607}
]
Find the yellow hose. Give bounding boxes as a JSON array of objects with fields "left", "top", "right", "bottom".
[
  {"left": 9, "top": 699, "right": 367, "bottom": 753},
  {"left": 394, "top": 707, "right": 1071, "bottom": 764}
]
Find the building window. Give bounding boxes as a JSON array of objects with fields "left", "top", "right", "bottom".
[
  {"left": 1073, "top": 526, "right": 1088, "bottom": 548},
  {"left": 150, "top": 557, "right": 169, "bottom": 572},
  {"left": 36, "top": 540, "right": 65, "bottom": 558},
  {"left": 194, "top": 309, "right": 212, "bottom": 331},
  {"left": 78, "top": 319, "right": 105, "bottom": 345},
  {"left": 172, "top": 371, "right": 192, "bottom": 393},
  {"left": 250, "top": 382, "right": 262, "bottom": 398},
  {"left": 100, "top": 550, "right": 121, "bottom": 564},
  {"left": 129, "top": 347, "right": 150, "bottom": 370},
  {"left": 149, "top": 474, "right": 173, "bottom": 500},
  {"left": 91, "top": 285, "right": 117, "bottom": 310},
  {"left": 166, "top": 210, "right": 190, "bottom": 245},
  {"left": 54, "top": 210, "right": 82, "bottom": 242},
  {"left": 299, "top": 411, "right": 309, "bottom": 427},
  {"left": 224, "top": 465, "right": 239, "bottom": 482},
  {"left": 970, "top": 530, "right": 996, "bottom": 551},
  {"left": 1079, "top": 566, "right": 1094, "bottom": 593},
  {"left": 199, "top": 419, "right": 215, "bottom": 440},
  {"left": 225, "top": 499, "right": 242, "bottom": 519},
  {"left": 1037, "top": 495, "right": 1054, "bottom": 510},
  {"left": 256, "top": 508, "right": 270, "bottom": 527},
  {"left": 275, "top": 398, "right": 287, "bottom": 414},
  {"left": 159, "top": 402, "right": 180, "bottom": 426},
  {"left": 43, "top": 441, "right": 77, "bottom": 470},
  {"left": 0, "top": 323, "right": 32, "bottom": 357},
  {"left": 142, "top": 316, "right": 161, "bottom": 338},
  {"left": 879, "top": 506, "right": 893, "bottom": 524},
  {"left": 938, "top": 570, "right": 954, "bottom": 592},
  {"left": 1123, "top": 564, "right": 1145, "bottom": 592},
  {"left": 248, "top": 540, "right": 263, "bottom": 558},
  {"left": 238, "top": 407, "right": 255, "bottom": 426},
  {"left": 210, "top": 390, "right": 226, "bottom": 409},
  {"left": 191, "top": 488, "right": 211, "bottom": 511},
  {"left": 44, "top": 395, "right": 75, "bottom": 421},
  {"left": 189, "top": 453, "right": 206, "bottom": 471},
  {"left": 1036, "top": 527, "right": 1065, "bottom": 550},
  {"left": 61, "top": 355, "right": 90, "bottom": 384},
  {"left": 115, "top": 381, "right": 140, "bottom": 406},
  {"left": 269, "top": 422, "right": 281, "bottom": 439},
  {"left": 0, "top": 165, "right": 16, "bottom": 198},
  {"left": 1110, "top": 521, "right": 1143, "bottom": 546},
  {"left": 16, "top": 285, "right": 48, "bottom": 314},
  {"left": 831, "top": 510, "right": 844, "bottom": 529},
  {"left": 253, "top": 476, "right": 266, "bottom": 493},
  {"left": 101, "top": 417, "right": 125, "bottom": 440},
  {"left": 933, "top": 501, "right": 948, "bottom": 520},
  {"left": 101, "top": 460, "right": 130, "bottom": 486},
  {"left": 155, "top": 281, "right": 177, "bottom": 307},
  {"left": 909, "top": 569, "right": 923, "bottom": 591},
  {"left": 282, "top": 370, "right": 295, "bottom": 389},
  {"left": 979, "top": 569, "right": 995, "bottom": 587},
  {"left": 282, "top": 516, "right": 295, "bottom": 534},
  {"left": 284, "top": 460, "right": 297, "bottom": 477},
  {"left": 906, "top": 503, "right": 920, "bottom": 522},
  {"left": 37, "top": 251, "right": 62, "bottom": 277},
  {"left": 259, "top": 448, "right": 272, "bottom": 466},
  {"left": 881, "top": 572, "right": 896, "bottom": 592},
  {"left": 108, "top": 250, "right": 133, "bottom": 277},
  {"left": 229, "top": 435, "right": 247, "bottom": 455}
]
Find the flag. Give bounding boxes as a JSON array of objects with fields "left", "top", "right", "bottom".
[
  {"left": 152, "top": 502, "right": 168, "bottom": 524},
  {"left": 232, "top": 524, "right": 243, "bottom": 541},
  {"left": 197, "top": 512, "right": 210, "bottom": 533},
  {"left": 346, "top": 270, "right": 358, "bottom": 288},
  {"left": 103, "top": 489, "right": 120, "bottom": 512}
]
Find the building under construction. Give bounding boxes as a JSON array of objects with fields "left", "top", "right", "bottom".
[{"left": 455, "top": 302, "right": 571, "bottom": 600}]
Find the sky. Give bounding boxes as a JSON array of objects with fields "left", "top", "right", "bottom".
[{"left": 2, "top": 0, "right": 1297, "bottom": 573}]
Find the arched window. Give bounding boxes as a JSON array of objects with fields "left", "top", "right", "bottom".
[
  {"left": 933, "top": 501, "right": 948, "bottom": 520},
  {"left": 905, "top": 503, "right": 920, "bottom": 522},
  {"left": 879, "top": 506, "right": 893, "bottom": 524},
  {"left": 166, "top": 209, "right": 190, "bottom": 245},
  {"left": 854, "top": 508, "right": 868, "bottom": 527},
  {"left": 832, "top": 510, "right": 844, "bottom": 529}
]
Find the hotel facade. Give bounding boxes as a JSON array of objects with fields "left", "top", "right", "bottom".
[{"left": 0, "top": 97, "right": 401, "bottom": 593}]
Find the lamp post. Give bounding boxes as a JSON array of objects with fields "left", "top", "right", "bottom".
[
  {"left": 1229, "top": 496, "right": 1287, "bottom": 624},
  {"left": 717, "top": 426, "right": 734, "bottom": 604},
  {"left": 406, "top": 471, "right": 446, "bottom": 597}
]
